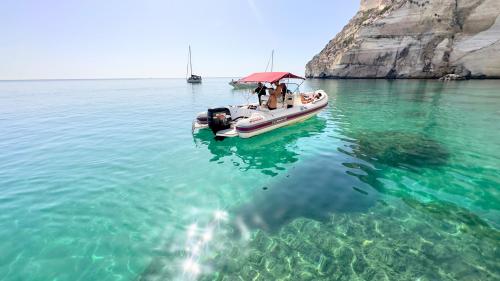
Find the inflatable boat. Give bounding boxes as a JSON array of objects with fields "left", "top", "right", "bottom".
[{"left": 192, "top": 72, "right": 328, "bottom": 139}]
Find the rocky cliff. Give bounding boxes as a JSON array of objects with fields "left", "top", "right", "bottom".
[{"left": 306, "top": 0, "right": 500, "bottom": 79}]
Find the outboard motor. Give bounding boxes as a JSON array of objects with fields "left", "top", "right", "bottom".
[{"left": 207, "top": 107, "right": 232, "bottom": 134}]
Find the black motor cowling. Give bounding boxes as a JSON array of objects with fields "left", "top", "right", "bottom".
[{"left": 207, "top": 107, "right": 232, "bottom": 134}]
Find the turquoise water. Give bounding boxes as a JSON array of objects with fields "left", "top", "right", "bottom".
[{"left": 0, "top": 78, "right": 499, "bottom": 280}]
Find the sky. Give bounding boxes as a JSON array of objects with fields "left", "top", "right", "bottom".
[{"left": 0, "top": 0, "right": 359, "bottom": 80}]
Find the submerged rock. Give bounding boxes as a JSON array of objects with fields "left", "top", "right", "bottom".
[
  {"left": 402, "top": 197, "right": 500, "bottom": 240},
  {"left": 306, "top": 0, "right": 500, "bottom": 79},
  {"left": 347, "top": 131, "right": 450, "bottom": 168},
  {"left": 199, "top": 199, "right": 499, "bottom": 281}
]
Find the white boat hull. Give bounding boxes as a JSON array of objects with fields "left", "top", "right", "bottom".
[
  {"left": 237, "top": 104, "right": 325, "bottom": 138},
  {"left": 187, "top": 78, "right": 202, "bottom": 83}
]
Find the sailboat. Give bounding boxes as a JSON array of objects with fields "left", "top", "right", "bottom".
[
  {"left": 229, "top": 50, "right": 274, "bottom": 89},
  {"left": 187, "top": 45, "right": 202, "bottom": 83}
]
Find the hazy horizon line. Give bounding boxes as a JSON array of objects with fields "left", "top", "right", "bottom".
[{"left": 0, "top": 76, "right": 245, "bottom": 82}]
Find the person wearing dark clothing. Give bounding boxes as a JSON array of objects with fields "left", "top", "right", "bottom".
[
  {"left": 280, "top": 83, "right": 287, "bottom": 103},
  {"left": 254, "top": 82, "right": 268, "bottom": 105}
]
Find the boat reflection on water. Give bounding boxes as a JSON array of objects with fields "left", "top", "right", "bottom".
[{"left": 193, "top": 118, "right": 328, "bottom": 176}]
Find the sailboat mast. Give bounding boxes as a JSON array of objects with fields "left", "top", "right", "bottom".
[
  {"left": 271, "top": 49, "right": 274, "bottom": 72},
  {"left": 189, "top": 45, "right": 193, "bottom": 76},
  {"left": 186, "top": 49, "right": 189, "bottom": 79},
  {"left": 264, "top": 50, "right": 275, "bottom": 72}
]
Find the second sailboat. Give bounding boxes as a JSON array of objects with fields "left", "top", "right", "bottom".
[{"left": 187, "top": 45, "right": 202, "bottom": 83}]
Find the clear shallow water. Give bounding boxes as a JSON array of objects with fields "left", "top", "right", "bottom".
[{"left": 0, "top": 78, "right": 498, "bottom": 280}]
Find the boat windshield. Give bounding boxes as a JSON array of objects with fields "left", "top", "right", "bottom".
[{"left": 281, "top": 80, "right": 303, "bottom": 94}]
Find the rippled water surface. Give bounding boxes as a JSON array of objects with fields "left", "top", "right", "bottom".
[{"left": 0, "top": 79, "right": 499, "bottom": 280}]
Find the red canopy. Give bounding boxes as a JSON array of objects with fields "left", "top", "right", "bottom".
[{"left": 238, "top": 72, "right": 305, "bottom": 83}]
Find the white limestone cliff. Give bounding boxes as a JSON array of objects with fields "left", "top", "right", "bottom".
[{"left": 306, "top": 0, "right": 500, "bottom": 79}]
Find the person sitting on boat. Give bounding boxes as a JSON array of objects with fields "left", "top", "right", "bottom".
[
  {"left": 267, "top": 82, "right": 283, "bottom": 110},
  {"left": 301, "top": 93, "right": 313, "bottom": 104},
  {"left": 267, "top": 91, "right": 278, "bottom": 110},
  {"left": 254, "top": 82, "right": 267, "bottom": 105}
]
